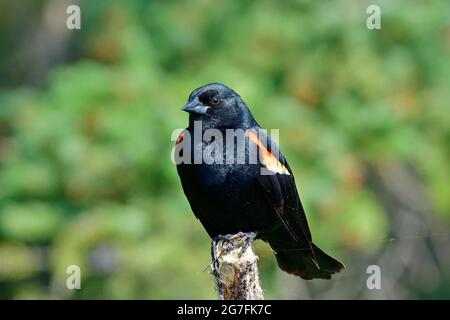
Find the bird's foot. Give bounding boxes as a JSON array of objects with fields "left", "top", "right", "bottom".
[{"left": 212, "top": 231, "right": 257, "bottom": 259}]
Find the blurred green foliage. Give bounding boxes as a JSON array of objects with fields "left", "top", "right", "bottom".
[{"left": 0, "top": 0, "right": 449, "bottom": 299}]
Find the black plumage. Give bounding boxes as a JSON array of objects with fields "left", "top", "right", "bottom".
[{"left": 175, "top": 83, "right": 344, "bottom": 279}]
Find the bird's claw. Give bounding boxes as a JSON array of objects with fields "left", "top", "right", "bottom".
[
  {"left": 237, "top": 232, "right": 257, "bottom": 258},
  {"left": 212, "top": 231, "right": 257, "bottom": 259}
]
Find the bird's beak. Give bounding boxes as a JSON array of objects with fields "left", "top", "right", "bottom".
[{"left": 181, "top": 98, "right": 209, "bottom": 115}]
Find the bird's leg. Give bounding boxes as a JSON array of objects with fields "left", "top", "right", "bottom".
[
  {"left": 212, "top": 235, "right": 228, "bottom": 264},
  {"left": 212, "top": 234, "right": 235, "bottom": 270},
  {"left": 237, "top": 232, "right": 257, "bottom": 258},
  {"left": 213, "top": 234, "right": 236, "bottom": 245},
  {"left": 213, "top": 232, "right": 257, "bottom": 258}
]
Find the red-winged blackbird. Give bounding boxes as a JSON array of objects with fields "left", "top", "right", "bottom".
[{"left": 175, "top": 83, "right": 344, "bottom": 279}]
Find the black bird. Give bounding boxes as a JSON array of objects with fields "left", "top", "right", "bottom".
[{"left": 175, "top": 83, "right": 344, "bottom": 279}]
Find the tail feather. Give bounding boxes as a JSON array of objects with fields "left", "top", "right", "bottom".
[{"left": 274, "top": 243, "right": 345, "bottom": 280}]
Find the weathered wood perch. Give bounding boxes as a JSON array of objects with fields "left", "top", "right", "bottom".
[{"left": 211, "top": 232, "right": 264, "bottom": 300}]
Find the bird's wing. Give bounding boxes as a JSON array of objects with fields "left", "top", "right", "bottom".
[{"left": 247, "top": 128, "right": 315, "bottom": 259}]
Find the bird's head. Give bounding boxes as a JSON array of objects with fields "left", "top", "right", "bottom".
[{"left": 181, "top": 83, "right": 256, "bottom": 130}]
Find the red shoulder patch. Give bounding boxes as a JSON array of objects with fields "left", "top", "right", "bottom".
[{"left": 176, "top": 130, "right": 186, "bottom": 145}]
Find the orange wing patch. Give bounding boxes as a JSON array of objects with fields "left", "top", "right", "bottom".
[{"left": 247, "top": 130, "right": 290, "bottom": 175}]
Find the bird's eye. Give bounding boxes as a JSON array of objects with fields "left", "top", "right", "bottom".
[{"left": 210, "top": 96, "right": 221, "bottom": 106}]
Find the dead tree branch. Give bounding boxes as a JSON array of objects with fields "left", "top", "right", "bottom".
[{"left": 211, "top": 232, "right": 264, "bottom": 300}]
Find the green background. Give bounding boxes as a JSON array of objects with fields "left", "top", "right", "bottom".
[{"left": 0, "top": 0, "right": 449, "bottom": 299}]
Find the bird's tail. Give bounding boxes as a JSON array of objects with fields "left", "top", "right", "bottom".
[{"left": 273, "top": 242, "right": 345, "bottom": 280}]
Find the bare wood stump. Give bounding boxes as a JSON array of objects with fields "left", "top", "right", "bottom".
[{"left": 211, "top": 232, "right": 264, "bottom": 300}]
